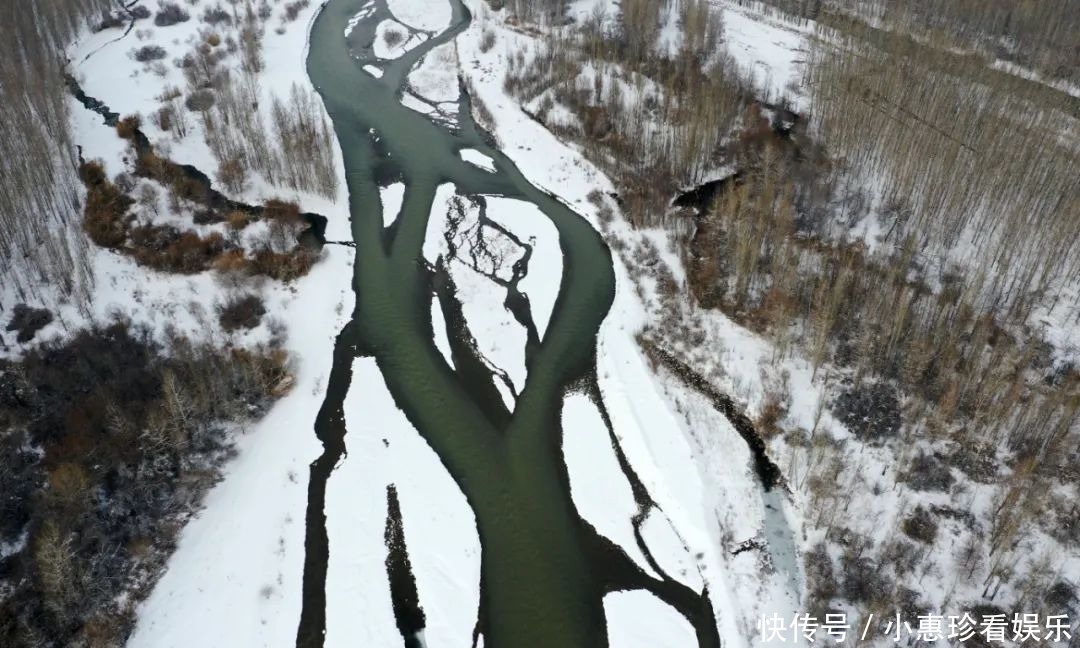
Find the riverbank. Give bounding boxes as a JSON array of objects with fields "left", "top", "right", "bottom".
[{"left": 55, "top": 1, "right": 356, "bottom": 645}]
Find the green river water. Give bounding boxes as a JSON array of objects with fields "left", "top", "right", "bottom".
[{"left": 296, "top": 1, "right": 721, "bottom": 646}]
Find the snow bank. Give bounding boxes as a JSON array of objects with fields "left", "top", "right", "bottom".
[
  {"left": 327, "top": 358, "right": 481, "bottom": 647},
  {"left": 561, "top": 393, "right": 658, "bottom": 577},
  {"left": 382, "top": 182, "right": 406, "bottom": 226},
  {"left": 409, "top": 42, "right": 459, "bottom": 103},
  {"left": 604, "top": 590, "right": 697, "bottom": 648},
  {"left": 388, "top": 0, "right": 452, "bottom": 33},
  {"left": 485, "top": 196, "right": 561, "bottom": 340}
]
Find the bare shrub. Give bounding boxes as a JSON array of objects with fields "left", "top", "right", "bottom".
[
  {"left": 901, "top": 506, "right": 938, "bottom": 544},
  {"left": 218, "top": 294, "right": 267, "bottom": 331},
  {"left": 904, "top": 452, "right": 955, "bottom": 493},
  {"left": 217, "top": 157, "right": 248, "bottom": 194},
  {"left": 5, "top": 305, "right": 54, "bottom": 343},
  {"left": 185, "top": 89, "right": 216, "bottom": 112},
  {"left": 832, "top": 382, "right": 901, "bottom": 441},
  {"left": 154, "top": 2, "right": 190, "bottom": 27},
  {"left": 201, "top": 5, "right": 232, "bottom": 25},
  {"left": 115, "top": 114, "right": 141, "bottom": 139},
  {"left": 133, "top": 44, "right": 167, "bottom": 62},
  {"left": 479, "top": 29, "right": 496, "bottom": 53},
  {"left": 383, "top": 28, "right": 405, "bottom": 49}
]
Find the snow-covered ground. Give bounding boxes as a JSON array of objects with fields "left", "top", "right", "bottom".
[
  {"left": 67, "top": 0, "right": 350, "bottom": 217},
  {"left": 715, "top": 0, "right": 811, "bottom": 109},
  {"left": 327, "top": 358, "right": 480, "bottom": 648},
  {"left": 388, "top": 0, "right": 452, "bottom": 33}
]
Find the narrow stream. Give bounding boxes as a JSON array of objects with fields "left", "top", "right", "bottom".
[{"left": 297, "top": 0, "right": 723, "bottom": 646}]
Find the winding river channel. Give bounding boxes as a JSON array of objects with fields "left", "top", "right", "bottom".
[{"left": 297, "top": 0, "right": 722, "bottom": 646}]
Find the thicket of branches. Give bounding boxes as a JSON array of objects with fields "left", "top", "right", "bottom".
[
  {"left": 0, "top": 321, "right": 291, "bottom": 647},
  {"left": 0, "top": 0, "right": 111, "bottom": 314}
]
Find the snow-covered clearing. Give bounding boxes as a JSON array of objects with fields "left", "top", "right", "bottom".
[
  {"left": 388, "top": 0, "right": 453, "bottom": 33},
  {"left": 715, "top": 0, "right": 811, "bottom": 109}
]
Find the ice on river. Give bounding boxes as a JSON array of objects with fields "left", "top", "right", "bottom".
[{"left": 459, "top": 148, "right": 496, "bottom": 172}]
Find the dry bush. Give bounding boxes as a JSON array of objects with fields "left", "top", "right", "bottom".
[
  {"left": 6, "top": 304, "right": 54, "bottom": 343},
  {"left": 185, "top": 89, "right": 216, "bottom": 112},
  {"left": 133, "top": 44, "right": 167, "bottom": 62},
  {"left": 154, "top": 2, "right": 190, "bottom": 27},
  {"left": 250, "top": 247, "right": 315, "bottom": 282},
  {"left": 116, "top": 114, "right": 141, "bottom": 139},
  {"left": 901, "top": 506, "right": 938, "bottom": 544},
  {"left": 216, "top": 157, "right": 248, "bottom": 194},
  {"left": 80, "top": 160, "right": 134, "bottom": 249},
  {"left": 383, "top": 28, "right": 404, "bottom": 49},
  {"left": 217, "top": 293, "right": 267, "bottom": 331},
  {"left": 479, "top": 29, "right": 496, "bottom": 53},
  {"left": 201, "top": 4, "right": 232, "bottom": 25},
  {"left": 128, "top": 227, "right": 230, "bottom": 274},
  {"left": 226, "top": 210, "right": 251, "bottom": 230}
]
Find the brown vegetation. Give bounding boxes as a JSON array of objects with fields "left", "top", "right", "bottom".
[{"left": 0, "top": 320, "right": 291, "bottom": 647}]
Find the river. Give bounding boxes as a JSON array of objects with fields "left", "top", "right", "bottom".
[{"left": 297, "top": 0, "right": 722, "bottom": 646}]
